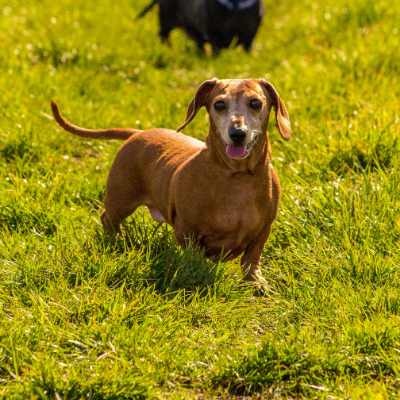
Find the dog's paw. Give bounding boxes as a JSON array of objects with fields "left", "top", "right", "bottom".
[
  {"left": 242, "top": 272, "right": 268, "bottom": 296},
  {"left": 254, "top": 273, "right": 267, "bottom": 286},
  {"left": 254, "top": 275, "right": 268, "bottom": 296}
]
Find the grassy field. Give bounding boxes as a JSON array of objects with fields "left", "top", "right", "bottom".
[{"left": 1, "top": 0, "right": 400, "bottom": 398}]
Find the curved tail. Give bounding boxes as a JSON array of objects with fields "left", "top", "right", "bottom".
[
  {"left": 136, "top": 0, "right": 158, "bottom": 19},
  {"left": 51, "top": 100, "right": 142, "bottom": 140}
]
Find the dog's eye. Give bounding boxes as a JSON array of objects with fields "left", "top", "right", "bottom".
[
  {"left": 214, "top": 101, "right": 226, "bottom": 111},
  {"left": 250, "top": 99, "right": 262, "bottom": 109}
]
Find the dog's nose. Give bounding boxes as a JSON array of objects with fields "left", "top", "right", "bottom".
[{"left": 229, "top": 128, "right": 247, "bottom": 144}]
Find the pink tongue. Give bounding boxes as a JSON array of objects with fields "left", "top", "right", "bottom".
[{"left": 226, "top": 145, "right": 246, "bottom": 159}]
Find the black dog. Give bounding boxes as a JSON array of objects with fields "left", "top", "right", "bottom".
[{"left": 137, "top": 0, "right": 264, "bottom": 53}]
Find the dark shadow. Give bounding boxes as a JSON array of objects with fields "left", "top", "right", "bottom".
[{"left": 88, "top": 212, "right": 228, "bottom": 296}]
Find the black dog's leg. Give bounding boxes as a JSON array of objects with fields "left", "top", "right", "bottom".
[
  {"left": 158, "top": 0, "right": 180, "bottom": 43},
  {"left": 184, "top": 25, "right": 207, "bottom": 50},
  {"left": 237, "top": 3, "right": 264, "bottom": 52},
  {"left": 210, "top": 35, "right": 233, "bottom": 55},
  {"left": 211, "top": 44, "right": 221, "bottom": 55},
  {"left": 237, "top": 19, "right": 261, "bottom": 52},
  {"left": 159, "top": 17, "right": 174, "bottom": 43},
  {"left": 238, "top": 36, "right": 255, "bottom": 52}
]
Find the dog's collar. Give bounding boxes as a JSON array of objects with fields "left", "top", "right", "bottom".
[{"left": 215, "top": 0, "right": 258, "bottom": 11}]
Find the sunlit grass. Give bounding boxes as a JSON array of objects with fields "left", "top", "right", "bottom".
[{"left": 1, "top": 0, "right": 400, "bottom": 398}]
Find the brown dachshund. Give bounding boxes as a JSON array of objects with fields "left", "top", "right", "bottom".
[{"left": 51, "top": 79, "right": 290, "bottom": 287}]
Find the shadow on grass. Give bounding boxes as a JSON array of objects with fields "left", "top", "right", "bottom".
[
  {"left": 3, "top": 212, "right": 237, "bottom": 306},
  {"left": 327, "top": 141, "right": 396, "bottom": 175},
  {"left": 0, "top": 206, "right": 58, "bottom": 236},
  {"left": 88, "top": 214, "right": 228, "bottom": 296}
]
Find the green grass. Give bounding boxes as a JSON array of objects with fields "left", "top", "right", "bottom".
[{"left": 1, "top": 0, "right": 400, "bottom": 398}]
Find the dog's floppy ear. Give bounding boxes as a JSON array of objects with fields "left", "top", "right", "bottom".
[
  {"left": 260, "top": 79, "right": 291, "bottom": 141},
  {"left": 177, "top": 79, "right": 218, "bottom": 132}
]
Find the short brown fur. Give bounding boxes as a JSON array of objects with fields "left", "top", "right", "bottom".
[{"left": 51, "top": 78, "right": 290, "bottom": 287}]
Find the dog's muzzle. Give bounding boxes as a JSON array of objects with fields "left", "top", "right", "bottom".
[
  {"left": 225, "top": 128, "right": 258, "bottom": 159},
  {"left": 229, "top": 128, "right": 247, "bottom": 144}
]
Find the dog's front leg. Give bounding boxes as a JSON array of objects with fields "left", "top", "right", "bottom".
[{"left": 240, "top": 223, "right": 273, "bottom": 286}]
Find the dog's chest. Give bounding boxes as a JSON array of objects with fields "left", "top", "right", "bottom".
[
  {"left": 179, "top": 176, "right": 265, "bottom": 237},
  {"left": 206, "top": 191, "right": 261, "bottom": 233},
  {"left": 195, "top": 189, "right": 263, "bottom": 256}
]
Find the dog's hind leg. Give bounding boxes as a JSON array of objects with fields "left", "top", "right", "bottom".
[
  {"left": 101, "top": 194, "right": 146, "bottom": 236},
  {"left": 101, "top": 179, "right": 143, "bottom": 235},
  {"left": 101, "top": 201, "right": 139, "bottom": 236}
]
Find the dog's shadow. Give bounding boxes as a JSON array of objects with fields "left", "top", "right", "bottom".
[{"left": 93, "top": 210, "right": 229, "bottom": 296}]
